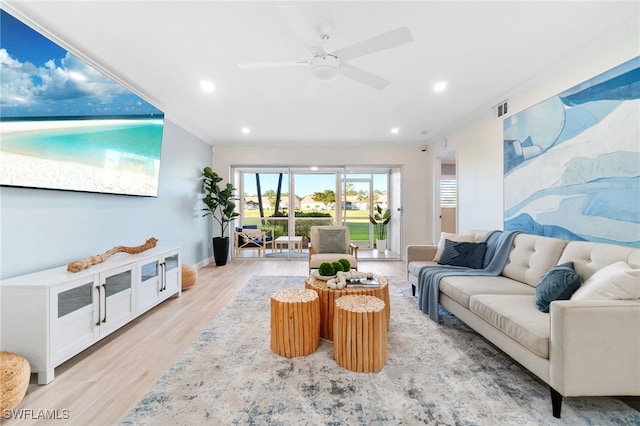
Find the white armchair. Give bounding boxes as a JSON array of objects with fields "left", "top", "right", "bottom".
[{"left": 308, "top": 226, "right": 358, "bottom": 273}]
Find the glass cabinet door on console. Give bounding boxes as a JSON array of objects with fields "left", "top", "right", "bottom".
[
  {"left": 137, "top": 258, "right": 161, "bottom": 312},
  {"left": 50, "top": 276, "right": 100, "bottom": 365},
  {"left": 136, "top": 249, "right": 180, "bottom": 314},
  {"left": 161, "top": 250, "right": 180, "bottom": 299},
  {"left": 98, "top": 264, "right": 134, "bottom": 336}
]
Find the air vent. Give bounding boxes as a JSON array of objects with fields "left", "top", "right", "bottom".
[{"left": 493, "top": 100, "right": 508, "bottom": 119}]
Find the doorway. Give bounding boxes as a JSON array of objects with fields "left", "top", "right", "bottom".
[{"left": 438, "top": 153, "right": 457, "bottom": 234}]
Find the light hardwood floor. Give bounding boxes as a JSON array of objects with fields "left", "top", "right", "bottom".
[
  {"left": 4, "top": 259, "right": 407, "bottom": 425},
  {"left": 5, "top": 259, "right": 638, "bottom": 424}
]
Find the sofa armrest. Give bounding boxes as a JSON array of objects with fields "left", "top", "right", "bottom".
[
  {"left": 406, "top": 245, "right": 437, "bottom": 265},
  {"left": 549, "top": 299, "right": 640, "bottom": 397}
]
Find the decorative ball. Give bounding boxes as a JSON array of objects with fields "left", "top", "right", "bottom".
[
  {"left": 318, "top": 262, "right": 335, "bottom": 276},
  {"left": 181, "top": 264, "right": 198, "bottom": 290},
  {"left": 0, "top": 351, "right": 30, "bottom": 413},
  {"left": 338, "top": 258, "right": 351, "bottom": 271}
]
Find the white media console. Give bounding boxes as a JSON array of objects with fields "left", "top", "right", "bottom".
[{"left": 0, "top": 246, "right": 181, "bottom": 384}]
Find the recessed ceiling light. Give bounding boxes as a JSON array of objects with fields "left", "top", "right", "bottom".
[
  {"left": 200, "top": 80, "right": 215, "bottom": 93},
  {"left": 241, "top": 127, "right": 251, "bottom": 134},
  {"left": 434, "top": 81, "right": 448, "bottom": 92},
  {"left": 310, "top": 166, "right": 319, "bottom": 171},
  {"left": 391, "top": 127, "right": 400, "bottom": 134}
]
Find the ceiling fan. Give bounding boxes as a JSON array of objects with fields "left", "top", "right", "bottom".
[{"left": 238, "top": 5, "right": 414, "bottom": 95}]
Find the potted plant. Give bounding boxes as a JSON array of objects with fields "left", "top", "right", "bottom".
[
  {"left": 202, "top": 166, "right": 240, "bottom": 266},
  {"left": 369, "top": 204, "right": 391, "bottom": 251}
]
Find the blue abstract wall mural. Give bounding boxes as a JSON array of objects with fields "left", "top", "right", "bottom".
[{"left": 504, "top": 56, "right": 640, "bottom": 247}]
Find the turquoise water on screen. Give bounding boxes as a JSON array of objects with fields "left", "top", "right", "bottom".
[{"left": 1, "top": 118, "right": 164, "bottom": 173}]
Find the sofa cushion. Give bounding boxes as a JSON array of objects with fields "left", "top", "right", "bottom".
[
  {"left": 469, "top": 295, "right": 550, "bottom": 359},
  {"left": 535, "top": 262, "right": 582, "bottom": 313},
  {"left": 571, "top": 261, "right": 640, "bottom": 300},
  {"left": 439, "top": 240, "right": 487, "bottom": 269},
  {"left": 433, "top": 232, "right": 483, "bottom": 262},
  {"left": 309, "top": 253, "right": 357, "bottom": 269},
  {"left": 407, "top": 260, "right": 438, "bottom": 277},
  {"left": 439, "top": 275, "right": 535, "bottom": 308},
  {"left": 501, "top": 233, "right": 569, "bottom": 287},
  {"left": 559, "top": 241, "right": 640, "bottom": 282}
]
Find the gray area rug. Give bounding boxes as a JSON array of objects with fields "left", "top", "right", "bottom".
[{"left": 122, "top": 276, "right": 639, "bottom": 425}]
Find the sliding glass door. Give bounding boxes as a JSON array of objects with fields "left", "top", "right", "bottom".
[{"left": 233, "top": 166, "right": 401, "bottom": 260}]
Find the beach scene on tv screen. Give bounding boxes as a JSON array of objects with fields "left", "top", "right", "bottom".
[{"left": 0, "top": 10, "right": 164, "bottom": 197}]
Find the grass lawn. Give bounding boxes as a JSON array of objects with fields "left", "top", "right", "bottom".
[{"left": 242, "top": 209, "right": 372, "bottom": 240}]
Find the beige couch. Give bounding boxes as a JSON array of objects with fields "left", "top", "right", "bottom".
[{"left": 406, "top": 231, "right": 640, "bottom": 418}]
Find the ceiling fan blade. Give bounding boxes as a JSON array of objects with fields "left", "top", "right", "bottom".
[
  {"left": 335, "top": 26, "right": 414, "bottom": 62},
  {"left": 302, "top": 77, "right": 320, "bottom": 97},
  {"left": 275, "top": 5, "right": 326, "bottom": 57},
  {"left": 339, "top": 63, "right": 390, "bottom": 90},
  {"left": 238, "top": 61, "right": 308, "bottom": 69}
]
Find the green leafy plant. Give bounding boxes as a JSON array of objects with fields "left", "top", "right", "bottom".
[
  {"left": 369, "top": 204, "right": 391, "bottom": 241},
  {"left": 201, "top": 166, "right": 240, "bottom": 238}
]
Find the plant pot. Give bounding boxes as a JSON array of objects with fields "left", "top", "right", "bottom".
[
  {"left": 213, "top": 236, "right": 230, "bottom": 266},
  {"left": 376, "top": 239, "right": 387, "bottom": 252}
]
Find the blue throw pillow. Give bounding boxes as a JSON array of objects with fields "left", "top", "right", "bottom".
[
  {"left": 438, "top": 240, "right": 487, "bottom": 269},
  {"left": 535, "top": 262, "right": 582, "bottom": 313}
]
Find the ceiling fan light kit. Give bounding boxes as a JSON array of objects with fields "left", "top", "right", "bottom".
[{"left": 311, "top": 55, "right": 340, "bottom": 81}]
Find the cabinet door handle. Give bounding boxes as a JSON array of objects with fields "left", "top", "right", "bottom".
[
  {"left": 162, "top": 263, "right": 167, "bottom": 291},
  {"left": 159, "top": 262, "right": 166, "bottom": 291},
  {"left": 95, "top": 285, "right": 102, "bottom": 326},
  {"left": 102, "top": 284, "right": 107, "bottom": 323}
]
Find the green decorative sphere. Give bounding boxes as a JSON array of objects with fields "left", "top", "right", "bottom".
[
  {"left": 338, "top": 258, "right": 351, "bottom": 271},
  {"left": 318, "top": 262, "right": 335, "bottom": 276},
  {"left": 332, "top": 261, "right": 344, "bottom": 273}
]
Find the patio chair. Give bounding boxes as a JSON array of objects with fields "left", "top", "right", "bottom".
[
  {"left": 308, "top": 226, "right": 358, "bottom": 273},
  {"left": 235, "top": 228, "right": 271, "bottom": 257}
]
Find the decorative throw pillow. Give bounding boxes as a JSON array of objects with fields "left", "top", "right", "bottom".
[
  {"left": 433, "top": 232, "right": 476, "bottom": 262},
  {"left": 318, "top": 228, "right": 346, "bottom": 253},
  {"left": 535, "top": 262, "right": 582, "bottom": 313},
  {"left": 438, "top": 240, "right": 487, "bottom": 269},
  {"left": 571, "top": 261, "right": 640, "bottom": 301}
]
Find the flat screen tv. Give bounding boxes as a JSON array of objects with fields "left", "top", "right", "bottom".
[{"left": 0, "top": 9, "right": 165, "bottom": 197}]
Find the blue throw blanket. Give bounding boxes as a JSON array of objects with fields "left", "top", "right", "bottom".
[{"left": 417, "top": 230, "right": 520, "bottom": 322}]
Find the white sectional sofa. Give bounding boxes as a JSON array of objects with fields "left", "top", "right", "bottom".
[{"left": 406, "top": 231, "right": 640, "bottom": 418}]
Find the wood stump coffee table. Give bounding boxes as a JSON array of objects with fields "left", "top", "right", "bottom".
[
  {"left": 270, "top": 288, "right": 320, "bottom": 358},
  {"left": 304, "top": 275, "right": 390, "bottom": 341},
  {"left": 333, "top": 295, "right": 387, "bottom": 373}
]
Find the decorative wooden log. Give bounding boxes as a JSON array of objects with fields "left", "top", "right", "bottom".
[
  {"left": 305, "top": 275, "right": 390, "bottom": 341},
  {"left": 67, "top": 237, "right": 158, "bottom": 272},
  {"left": 333, "top": 295, "right": 387, "bottom": 373},
  {"left": 270, "top": 288, "right": 320, "bottom": 358}
]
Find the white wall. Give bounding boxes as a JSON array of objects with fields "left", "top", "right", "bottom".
[
  {"left": 427, "top": 32, "right": 639, "bottom": 235},
  {"left": 0, "top": 120, "right": 212, "bottom": 279},
  {"left": 212, "top": 145, "right": 431, "bottom": 253}
]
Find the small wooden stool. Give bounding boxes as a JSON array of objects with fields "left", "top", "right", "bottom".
[
  {"left": 333, "top": 295, "right": 387, "bottom": 373},
  {"left": 270, "top": 288, "right": 320, "bottom": 358},
  {"left": 0, "top": 351, "right": 30, "bottom": 413}
]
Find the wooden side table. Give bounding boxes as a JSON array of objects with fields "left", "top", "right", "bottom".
[
  {"left": 333, "top": 295, "right": 387, "bottom": 373},
  {"left": 270, "top": 288, "right": 320, "bottom": 358},
  {"left": 305, "top": 275, "right": 390, "bottom": 341}
]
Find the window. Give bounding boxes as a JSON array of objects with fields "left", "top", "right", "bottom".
[{"left": 440, "top": 179, "right": 457, "bottom": 207}]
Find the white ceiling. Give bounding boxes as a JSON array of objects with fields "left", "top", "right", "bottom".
[{"left": 3, "top": 1, "right": 639, "bottom": 148}]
